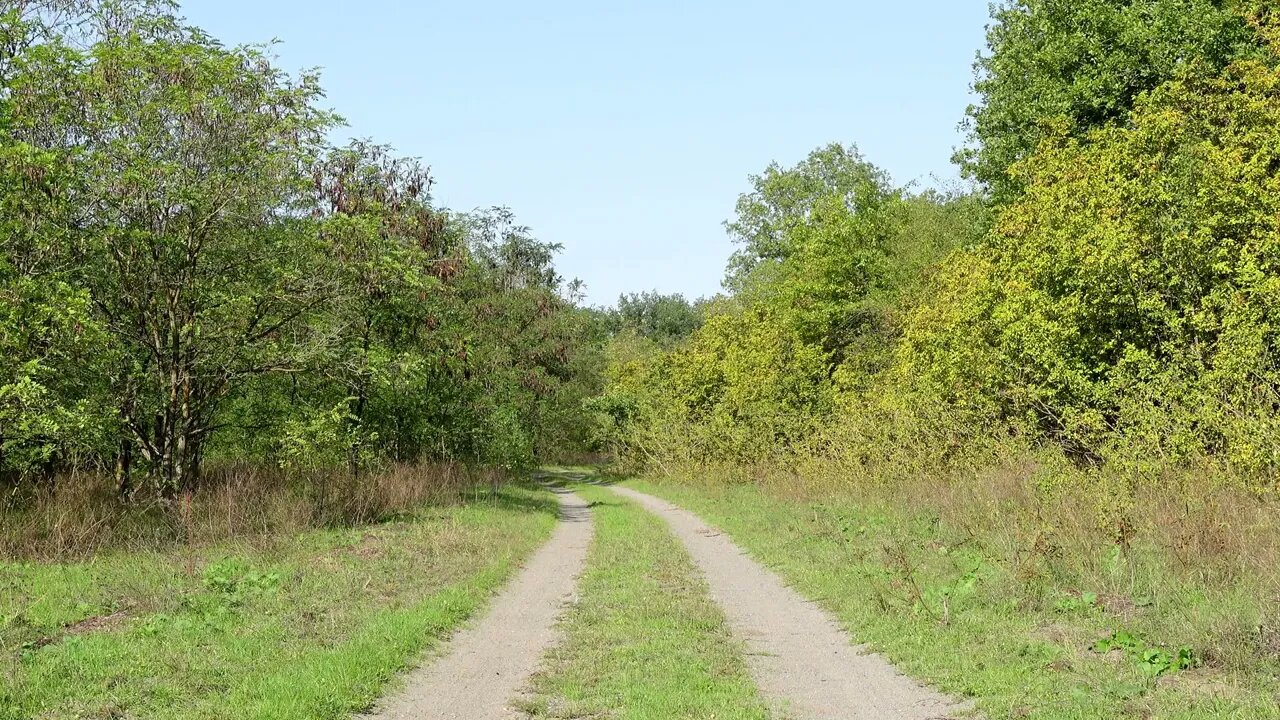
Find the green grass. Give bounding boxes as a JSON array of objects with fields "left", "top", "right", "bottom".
[
  {"left": 520, "top": 482, "right": 770, "bottom": 720},
  {"left": 0, "top": 485, "right": 559, "bottom": 720},
  {"left": 626, "top": 477, "right": 1280, "bottom": 720}
]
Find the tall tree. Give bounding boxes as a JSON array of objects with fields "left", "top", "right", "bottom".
[
  {"left": 723, "top": 143, "right": 892, "bottom": 290},
  {"left": 308, "top": 141, "right": 454, "bottom": 466},
  {"left": 908, "top": 29, "right": 1280, "bottom": 469},
  {"left": 607, "top": 291, "right": 704, "bottom": 346},
  {"left": 457, "top": 207, "right": 597, "bottom": 465},
  {"left": 0, "top": 1, "right": 117, "bottom": 480}
]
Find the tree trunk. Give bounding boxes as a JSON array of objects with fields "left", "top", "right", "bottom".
[
  {"left": 115, "top": 438, "right": 133, "bottom": 499},
  {"left": 348, "top": 321, "right": 372, "bottom": 475}
]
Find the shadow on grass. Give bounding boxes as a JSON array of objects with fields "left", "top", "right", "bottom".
[
  {"left": 463, "top": 485, "right": 563, "bottom": 519},
  {"left": 532, "top": 465, "right": 629, "bottom": 488}
]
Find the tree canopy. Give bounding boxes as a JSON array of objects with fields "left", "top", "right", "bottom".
[
  {"left": 0, "top": 1, "right": 602, "bottom": 494},
  {"left": 598, "top": 3, "right": 1280, "bottom": 493},
  {"left": 958, "top": 0, "right": 1261, "bottom": 202}
]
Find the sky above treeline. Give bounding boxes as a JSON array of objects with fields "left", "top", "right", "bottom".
[{"left": 181, "top": 0, "right": 991, "bottom": 306}]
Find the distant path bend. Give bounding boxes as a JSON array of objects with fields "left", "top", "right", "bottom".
[
  {"left": 366, "top": 486, "right": 592, "bottom": 720},
  {"left": 609, "top": 485, "right": 967, "bottom": 720}
]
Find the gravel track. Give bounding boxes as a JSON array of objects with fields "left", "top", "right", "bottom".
[
  {"left": 609, "top": 484, "right": 967, "bottom": 720},
  {"left": 365, "top": 486, "right": 592, "bottom": 720}
]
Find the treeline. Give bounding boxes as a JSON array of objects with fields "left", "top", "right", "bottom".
[
  {"left": 0, "top": 1, "right": 600, "bottom": 499},
  {"left": 596, "top": 0, "right": 1280, "bottom": 493}
]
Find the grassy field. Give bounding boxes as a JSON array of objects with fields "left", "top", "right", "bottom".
[
  {"left": 627, "top": 476, "right": 1280, "bottom": 720},
  {"left": 520, "top": 482, "right": 769, "bottom": 720},
  {"left": 0, "top": 485, "right": 558, "bottom": 720}
]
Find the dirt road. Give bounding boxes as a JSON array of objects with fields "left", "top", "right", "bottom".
[
  {"left": 365, "top": 486, "right": 592, "bottom": 720},
  {"left": 609, "top": 485, "right": 966, "bottom": 720}
]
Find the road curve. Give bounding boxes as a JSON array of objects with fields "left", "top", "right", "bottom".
[
  {"left": 365, "top": 486, "right": 593, "bottom": 720},
  {"left": 609, "top": 485, "right": 967, "bottom": 720}
]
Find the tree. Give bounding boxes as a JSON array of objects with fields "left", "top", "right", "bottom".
[
  {"left": 724, "top": 143, "right": 893, "bottom": 289},
  {"left": 908, "top": 35, "right": 1280, "bottom": 472},
  {"left": 466, "top": 207, "right": 563, "bottom": 292},
  {"left": 959, "top": 0, "right": 1260, "bottom": 203},
  {"left": 0, "top": 139, "right": 116, "bottom": 480},
  {"left": 597, "top": 145, "right": 921, "bottom": 461},
  {"left": 650, "top": 301, "right": 833, "bottom": 461},
  {"left": 606, "top": 291, "right": 704, "bottom": 346},
  {"left": 4, "top": 5, "right": 337, "bottom": 494},
  {"left": 450, "top": 207, "right": 599, "bottom": 466},
  {"left": 308, "top": 141, "right": 453, "bottom": 467},
  {"left": 0, "top": 2, "right": 118, "bottom": 481},
  {"left": 0, "top": 1, "right": 607, "bottom": 498}
]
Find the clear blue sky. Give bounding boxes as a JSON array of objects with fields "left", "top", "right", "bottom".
[{"left": 180, "top": 1, "right": 991, "bottom": 306}]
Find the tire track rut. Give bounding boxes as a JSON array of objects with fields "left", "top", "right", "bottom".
[
  {"left": 366, "top": 486, "right": 592, "bottom": 720},
  {"left": 609, "top": 485, "right": 968, "bottom": 720}
]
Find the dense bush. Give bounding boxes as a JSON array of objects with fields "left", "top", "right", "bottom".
[
  {"left": 908, "top": 48, "right": 1280, "bottom": 481},
  {"left": 600, "top": 5, "right": 1280, "bottom": 498}
]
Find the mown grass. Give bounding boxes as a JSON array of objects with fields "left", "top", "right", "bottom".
[
  {"left": 520, "top": 482, "right": 770, "bottom": 720},
  {"left": 627, "top": 474, "right": 1280, "bottom": 720},
  {"left": 0, "top": 485, "right": 559, "bottom": 720}
]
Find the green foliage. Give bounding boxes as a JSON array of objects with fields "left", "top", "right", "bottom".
[
  {"left": 3, "top": 3, "right": 338, "bottom": 491},
  {"left": 1092, "top": 630, "right": 1199, "bottom": 677},
  {"left": 605, "top": 291, "right": 704, "bottom": 347},
  {"left": 589, "top": 24, "right": 1280, "bottom": 718},
  {"left": 657, "top": 302, "right": 834, "bottom": 460},
  {"left": 600, "top": 145, "right": 982, "bottom": 466},
  {"left": 606, "top": 10, "right": 1280, "bottom": 495},
  {"left": 959, "top": 0, "right": 1261, "bottom": 202},
  {"left": 1054, "top": 591, "right": 1100, "bottom": 614},
  {"left": 0, "top": 3, "right": 603, "bottom": 490},
  {"left": 724, "top": 143, "right": 893, "bottom": 289},
  {"left": 452, "top": 207, "right": 605, "bottom": 463},
  {"left": 0, "top": 107, "right": 116, "bottom": 477},
  {"left": 906, "top": 44, "right": 1280, "bottom": 476},
  {"left": 201, "top": 558, "right": 281, "bottom": 605}
]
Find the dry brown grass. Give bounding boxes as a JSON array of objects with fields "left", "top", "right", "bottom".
[
  {"left": 0, "top": 461, "right": 509, "bottom": 560},
  {"left": 640, "top": 443, "right": 1280, "bottom": 696},
  {"left": 648, "top": 440, "right": 1280, "bottom": 676},
  {"left": 761, "top": 443, "right": 1280, "bottom": 592}
]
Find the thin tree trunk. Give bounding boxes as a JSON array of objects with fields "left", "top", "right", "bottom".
[
  {"left": 349, "top": 321, "right": 373, "bottom": 476},
  {"left": 115, "top": 438, "right": 133, "bottom": 499}
]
